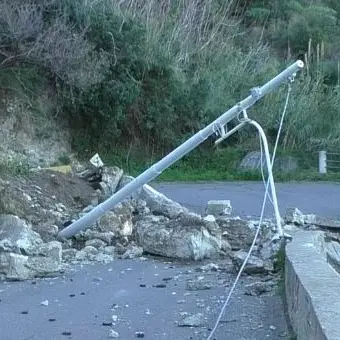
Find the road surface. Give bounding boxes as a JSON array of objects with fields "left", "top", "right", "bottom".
[
  {"left": 0, "top": 259, "right": 288, "bottom": 340},
  {"left": 2, "top": 181, "right": 338, "bottom": 340},
  {"left": 154, "top": 181, "right": 340, "bottom": 218}
]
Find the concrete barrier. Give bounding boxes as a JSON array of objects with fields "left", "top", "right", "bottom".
[{"left": 285, "top": 231, "right": 340, "bottom": 340}]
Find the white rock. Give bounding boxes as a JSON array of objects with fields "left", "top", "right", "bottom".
[
  {"left": 62, "top": 249, "right": 77, "bottom": 261},
  {"left": 85, "top": 239, "right": 107, "bottom": 249},
  {"left": 41, "top": 300, "right": 49, "bottom": 306},
  {"left": 23, "top": 193, "right": 32, "bottom": 201},
  {"left": 104, "top": 246, "right": 116, "bottom": 255},
  {"left": 206, "top": 200, "right": 232, "bottom": 216},
  {"left": 120, "top": 220, "right": 133, "bottom": 237},
  {"left": 82, "top": 246, "right": 98, "bottom": 255},
  {"left": 203, "top": 215, "right": 216, "bottom": 222},
  {"left": 200, "top": 263, "right": 219, "bottom": 272},
  {"left": 178, "top": 313, "right": 204, "bottom": 327},
  {"left": 109, "top": 329, "right": 119, "bottom": 338},
  {"left": 121, "top": 245, "right": 143, "bottom": 259},
  {"left": 94, "top": 253, "right": 114, "bottom": 263}
]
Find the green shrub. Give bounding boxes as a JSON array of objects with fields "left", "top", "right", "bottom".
[
  {"left": 1, "top": 0, "right": 340, "bottom": 165},
  {"left": 0, "top": 156, "right": 30, "bottom": 177}
]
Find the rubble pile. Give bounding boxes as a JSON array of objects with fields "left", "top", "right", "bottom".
[{"left": 2, "top": 154, "right": 335, "bottom": 281}]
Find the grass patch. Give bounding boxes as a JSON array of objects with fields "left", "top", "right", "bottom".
[
  {"left": 102, "top": 146, "right": 261, "bottom": 181},
  {"left": 0, "top": 157, "right": 30, "bottom": 177},
  {"left": 101, "top": 146, "right": 340, "bottom": 183},
  {"left": 51, "top": 153, "right": 72, "bottom": 167},
  {"left": 158, "top": 167, "right": 340, "bottom": 182}
]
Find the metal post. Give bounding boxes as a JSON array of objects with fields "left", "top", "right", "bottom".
[
  {"left": 319, "top": 150, "right": 327, "bottom": 174},
  {"left": 58, "top": 60, "right": 304, "bottom": 239}
]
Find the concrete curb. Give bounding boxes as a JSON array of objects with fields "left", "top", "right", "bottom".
[{"left": 285, "top": 231, "right": 340, "bottom": 340}]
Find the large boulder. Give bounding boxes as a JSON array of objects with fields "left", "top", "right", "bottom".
[
  {"left": 32, "top": 221, "right": 59, "bottom": 242},
  {"left": 0, "top": 240, "right": 62, "bottom": 281},
  {"left": 0, "top": 215, "right": 62, "bottom": 280},
  {"left": 117, "top": 176, "right": 187, "bottom": 219},
  {"left": 216, "top": 217, "right": 256, "bottom": 250},
  {"left": 135, "top": 214, "right": 222, "bottom": 260},
  {"left": 140, "top": 184, "right": 187, "bottom": 219},
  {"left": 239, "top": 151, "right": 298, "bottom": 173},
  {"left": 38, "top": 241, "right": 62, "bottom": 263},
  {"left": 231, "top": 250, "right": 269, "bottom": 275},
  {"left": 0, "top": 252, "right": 61, "bottom": 280},
  {"left": 116, "top": 175, "right": 135, "bottom": 194},
  {"left": 0, "top": 215, "right": 43, "bottom": 255},
  {"left": 97, "top": 211, "right": 133, "bottom": 237},
  {"left": 99, "top": 166, "right": 124, "bottom": 198}
]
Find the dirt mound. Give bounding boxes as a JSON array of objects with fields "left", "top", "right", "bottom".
[
  {"left": 0, "top": 170, "right": 95, "bottom": 226},
  {"left": 31, "top": 170, "right": 95, "bottom": 208}
]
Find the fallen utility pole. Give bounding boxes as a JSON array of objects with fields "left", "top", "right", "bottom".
[{"left": 58, "top": 60, "right": 304, "bottom": 239}]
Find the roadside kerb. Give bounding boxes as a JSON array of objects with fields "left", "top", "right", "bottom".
[{"left": 285, "top": 231, "right": 340, "bottom": 340}]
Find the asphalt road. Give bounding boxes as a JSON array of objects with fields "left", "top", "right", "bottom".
[
  {"left": 0, "top": 259, "right": 288, "bottom": 340},
  {"left": 153, "top": 181, "right": 340, "bottom": 219},
  {"left": 2, "top": 181, "right": 337, "bottom": 340}
]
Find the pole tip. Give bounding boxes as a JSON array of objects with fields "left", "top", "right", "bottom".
[{"left": 297, "top": 60, "right": 304, "bottom": 68}]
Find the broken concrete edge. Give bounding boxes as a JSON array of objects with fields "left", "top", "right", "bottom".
[
  {"left": 285, "top": 231, "right": 340, "bottom": 340},
  {"left": 285, "top": 207, "right": 340, "bottom": 229}
]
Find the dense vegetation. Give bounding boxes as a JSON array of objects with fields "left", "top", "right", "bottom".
[{"left": 1, "top": 0, "right": 340, "bottom": 175}]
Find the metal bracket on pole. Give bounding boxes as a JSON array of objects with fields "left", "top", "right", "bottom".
[
  {"left": 214, "top": 110, "right": 283, "bottom": 235},
  {"left": 214, "top": 108, "right": 249, "bottom": 145},
  {"left": 214, "top": 122, "right": 246, "bottom": 145},
  {"left": 58, "top": 60, "right": 304, "bottom": 239}
]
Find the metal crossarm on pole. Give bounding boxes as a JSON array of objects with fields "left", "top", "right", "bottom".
[{"left": 58, "top": 60, "right": 304, "bottom": 239}]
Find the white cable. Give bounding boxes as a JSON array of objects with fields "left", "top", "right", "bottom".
[
  {"left": 261, "top": 84, "right": 292, "bottom": 208},
  {"left": 206, "top": 84, "right": 292, "bottom": 340},
  {"left": 260, "top": 132, "right": 275, "bottom": 207}
]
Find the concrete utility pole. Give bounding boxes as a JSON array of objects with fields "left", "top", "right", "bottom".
[{"left": 58, "top": 60, "right": 304, "bottom": 240}]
